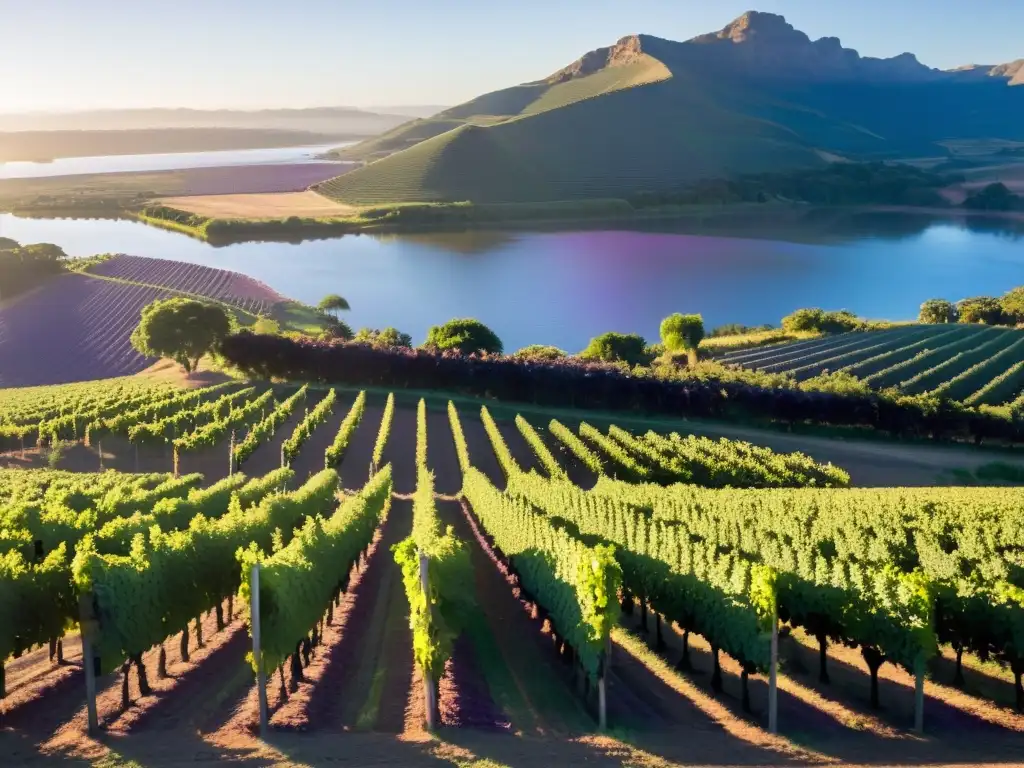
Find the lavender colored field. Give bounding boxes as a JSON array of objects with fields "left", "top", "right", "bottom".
[
  {"left": 91, "top": 255, "right": 284, "bottom": 315},
  {"left": 0, "top": 274, "right": 167, "bottom": 387}
]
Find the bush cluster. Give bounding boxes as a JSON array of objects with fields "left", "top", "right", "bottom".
[{"left": 218, "top": 332, "right": 1024, "bottom": 445}]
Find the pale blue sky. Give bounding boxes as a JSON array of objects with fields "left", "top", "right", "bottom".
[{"left": 2, "top": 0, "right": 1022, "bottom": 112}]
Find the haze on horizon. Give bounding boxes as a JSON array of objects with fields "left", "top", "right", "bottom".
[{"left": 3, "top": 0, "right": 1023, "bottom": 114}]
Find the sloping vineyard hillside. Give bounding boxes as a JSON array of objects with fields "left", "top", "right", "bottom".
[{"left": 2, "top": 384, "right": 1023, "bottom": 767}]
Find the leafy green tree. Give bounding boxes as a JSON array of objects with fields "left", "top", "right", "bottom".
[
  {"left": 1000, "top": 287, "right": 1024, "bottom": 325},
  {"left": 318, "top": 319, "right": 353, "bottom": 341},
  {"left": 962, "top": 183, "right": 1022, "bottom": 211},
  {"left": 918, "top": 299, "right": 958, "bottom": 324},
  {"left": 130, "top": 298, "right": 233, "bottom": 374},
  {"left": 425, "top": 318, "right": 503, "bottom": 355},
  {"left": 957, "top": 296, "right": 1004, "bottom": 325},
  {"left": 580, "top": 332, "right": 651, "bottom": 367},
  {"left": 513, "top": 345, "right": 567, "bottom": 361},
  {"left": 782, "top": 308, "right": 860, "bottom": 334},
  {"left": 318, "top": 294, "right": 351, "bottom": 320},
  {"left": 660, "top": 313, "right": 705, "bottom": 365},
  {"left": 354, "top": 327, "right": 413, "bottom": 348}
]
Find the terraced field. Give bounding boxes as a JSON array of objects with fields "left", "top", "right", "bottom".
[
  {"left": 2, "top": 379, "right": 1023, "bottom": 767},
  {"left": 0, "top": 256, "right": 299, "bottom": 388},
  {"left": 717, "top": 324, "right": 1024, "bottom": 407}
]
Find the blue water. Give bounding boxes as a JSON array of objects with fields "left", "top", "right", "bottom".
[
  {"left": 1, "top": 212, "right": 1022, "bottom": 352},
  {"left": 0, "top": 142, "right": 351, "bottom": 179}
]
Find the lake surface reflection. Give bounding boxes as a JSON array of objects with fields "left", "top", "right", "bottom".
[{"left": 1, "top": 210, "right": 1022, "bottom": 352}]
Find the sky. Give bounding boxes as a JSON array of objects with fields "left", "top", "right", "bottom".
[{"left": 2, "top": 0, "right": 1023, "bottom": 113}]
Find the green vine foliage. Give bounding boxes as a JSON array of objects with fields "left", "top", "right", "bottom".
[
  {"left": 372, "top": 393, "right": 395, "bottom": 468},
  {"left": 463, "top": 468, "right": 618, "bottom": 680},
  {"left": 393, "top": 466, "right": 474, "bottom": 682},
  {"left": 240, "top": 466, "right": 392, "bottom": 672},
  {"left": 234, "top": 386, "right": 308, "bottom": 466},
  {"left": 515, "top": 415, "right": 567, "bottom": 480},
  {"left": 549, "top": 419, "right": 603, "bottom": 475},
  {"left": 73, "top": 469, "right": 340, "bottom": 673},
  {"left": 447, "top": 401, "right": 470, "bottom": 475},
  {"left": 480, "top": 406, "right": 520, "bottom": 478},
  {"left": 282, "top": 389, "right": 336, "bottom": 464},
  {"left": 170, "top": 389, "right": 274, "bottom": 454},
  {"left": 325, "top": 391, "right": 366, "bottom": 468}
]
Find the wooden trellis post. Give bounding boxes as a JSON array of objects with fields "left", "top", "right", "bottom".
[
  {"left": 78, "top": 593, "right": 100, "bottom": 736},
  {"left": 419, "top": 551, "right": 437, "bottom": 731},
  {"left": 914, "top": 655, "right": 925, "bottom": 735},
  {"left": 769, "top": 602, "right": 779, "bottom": 734},
  {"left": 251, "top": 563, "right": 268, "bottom": 738}
]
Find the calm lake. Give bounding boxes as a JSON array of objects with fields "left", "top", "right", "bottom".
[
  {"left": 2, "top": 211, "right": 1023, "bottom": 352},
  {"left": 0, "top": 143, "right": 348, "bottom": 179}
]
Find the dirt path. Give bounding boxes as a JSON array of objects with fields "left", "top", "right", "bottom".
[
  {"left": 295, "top": 497, "right": 412, "bottom": 731},
  {"left": 622, "top": 602, "right": 1024, "bottom": 765},
  {"left": 437, "top": 499, "right": 592, "bottom": 736}
]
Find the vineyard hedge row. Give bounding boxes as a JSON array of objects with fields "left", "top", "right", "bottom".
[{"left": 218, "top": 333, "right": 1024, "bottom": 444}]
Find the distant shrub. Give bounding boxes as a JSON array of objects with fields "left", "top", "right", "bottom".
[
  {"left": 782, "top": 308, "right": 861, "bottom": 335},
  {"left": 513, "top": 345, "right": 567, "bottom": 361},
  {"left": 660, "top": 313, "right": 705, "bottom": 365},
  {"left": 957, "top": 297, "right": 1004, "bottom": 325},
  {"left": 919, "top": 299, "right": 958, "bottom": 324},
  {"left": 709, "top": 323, "right": 774, "bottom": 338},
  {"left": 424, "top": 318, "right": 503, "bottom": 355},
  {"left": 318, "top": 318, "right": 353, "bottom": 341},
  {"left": 580, "top": 332, "right": 651, "bottom": 367},
  {"left": 354, "top": 327, "right": 413, "bottom": 348},
  {"left": 799, "top": 370, "right": 874, "bottom": 397},
  {"left": 962, "top": 182, "right": 1024, "bottom": 211},
  {"left": 1000, "top": 287, "right": 1024, "bottom": 324}
]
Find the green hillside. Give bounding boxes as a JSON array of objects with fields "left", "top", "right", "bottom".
[{"left": 319, "top": 11, "right": 1024, "bottom": 205}]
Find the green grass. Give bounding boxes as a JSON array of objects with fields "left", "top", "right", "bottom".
[{"left": 317, "top": 77, "right": 823, "bottom": 205}]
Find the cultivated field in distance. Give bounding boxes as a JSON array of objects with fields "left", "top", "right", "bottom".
[
  {"left": 716, "top": 324, "right": 1024, "bottom": 408},
  {"left": 159, "top": 190, "right": 358, "bottom": 220},
  {"left": 0, "top": 256, "right": 294, "bottom": 387}
]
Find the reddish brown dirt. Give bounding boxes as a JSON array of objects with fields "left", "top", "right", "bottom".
[
  {"left": 622, "top": 602, "right": 1024, "bottom": 765},
  {"left": 438, "top": 635, "right": 512, "bottom": 731},
  {"left": 439, "top": 498, "right": 591, "bottom": 735},
  {"left": 253, "top": 496, "right": 411, "bottom": 732},
  {"left": 5, "top": 599, "right": 240, "bottom": 753},
  {"left": 0, "top": 636, "right": 83, "bottom": 726}
]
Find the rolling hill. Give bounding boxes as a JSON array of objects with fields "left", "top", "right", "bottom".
[{"left": 317, "top": 10, "right": 1024, "bottom": 205}]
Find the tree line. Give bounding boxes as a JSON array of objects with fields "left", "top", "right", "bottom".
[
  {"left": 0, "top": 240, "right": 68, "bottom": 301},
  {"left": 920, "top": 287, "right": 1024, "bottom": 326}
]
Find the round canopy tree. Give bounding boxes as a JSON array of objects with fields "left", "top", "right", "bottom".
[
  {"left": 130, "top": 298, "right": 233, "bottom": 374},
  {"left": 318, "top": 294, "right": 351, "bottom": 320},
  {"left": 580, "top": 332, "right": 651, "bottom": 367},
  {"left": 957, "top": 296, "right": 1004, "bottom": 325},
  {"left": 425, "top": 318, "right": 503, "bottom": 355},
  {"left": 919, "top": 299, "right": 958, "bottom": 324},
  {"left": 660, "top": 313, "right": 705, "bottom": 365}
]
